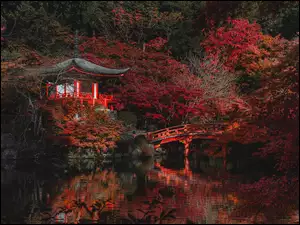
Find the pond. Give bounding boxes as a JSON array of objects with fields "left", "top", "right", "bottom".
[{"left": 1, "top": 152, "right": 298, "bottom": 224}]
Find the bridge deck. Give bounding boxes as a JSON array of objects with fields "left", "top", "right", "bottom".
[{"left": 146, "top": 123, "right": 230, "bottom": 144}]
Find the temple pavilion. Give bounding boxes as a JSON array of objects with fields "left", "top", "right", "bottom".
[{"left": 40, "top": 31, "right": 129, "bottom": 110}]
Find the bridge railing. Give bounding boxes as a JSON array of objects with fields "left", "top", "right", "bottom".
[
  {"left": 146, "top": 122, "right": 231, "bottom": 142},
  {"left": 150, "top": 125, "right": 185, "bottom": 135}
]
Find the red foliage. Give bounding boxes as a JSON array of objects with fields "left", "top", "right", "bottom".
[
  {"left": 145, "top": 37, "right": 168, "bottom": 51},
  {"left": 25, "top": 51, "right": 43, "bottom": 65},
  {"left": 76, "top": 36, "right": 205, "bottom": 126},
  {"left": 201, "top": 18, "right": 262, "bottom": 71},
  {"left": 43, "top": 100, "right": 124, "bottom": 152},
  {"left": 201, "top": 18, "right": 292, "bottom": 77},
  {"left": 234, "top": 176, "right": 299, "bottom": 222},
  {"left": 201, "top": 18, "right": 299, "bottom": 220},
  {"left": 112, "top": 7, "right": 137, "bottom": 25},
  {"left": 112, "top": 6, "right": 183, "bottom": 30},
  {"left": 1, "top": 25, "right": 5, "bottom": 42},
  {"left": 227, "top": 37, "right": 298, "bottom": 220}
]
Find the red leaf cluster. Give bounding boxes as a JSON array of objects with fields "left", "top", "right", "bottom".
[
  {"left": 43, "top": 100, "right": 124, "bottom": 152},
  {"left": 202, "top": 18, "right": 262, "bottom": 71},
  {"left": 75, "top": 36, "right": 206, "bottom": 126},
  {"left": 145, "top": 37, "right": 168, "bottom": 51},
  {"left": 1, "top": 25, "right": 5, "bottom": 42},
  {"left": 201, "top": 18, "right": 299, "bottom": 220}
]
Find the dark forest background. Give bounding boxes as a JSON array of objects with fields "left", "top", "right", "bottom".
[{"left": 1, "top": 1, "right": 299, "bottom": 59}]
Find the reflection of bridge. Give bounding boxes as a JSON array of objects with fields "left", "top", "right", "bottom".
[
  {"left": 149, "top": 160, "right": 223, "bottom": 189},
  {"left": 143, "top": 122, "right": 237, "bottom": 157}
]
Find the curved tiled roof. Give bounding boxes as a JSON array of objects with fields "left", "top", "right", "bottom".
[{"left": 41, "top": 58, "right": 130, "bottom": 75}]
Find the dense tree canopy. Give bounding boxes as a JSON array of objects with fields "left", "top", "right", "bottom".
[
  {"left": 1, "top": 2, "right": 299, "bottom": 223},
  {"left": 1, "top": 1, "right": 299, "bottom": 58}
]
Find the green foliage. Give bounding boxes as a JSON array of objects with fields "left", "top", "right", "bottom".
[
  {"left": 1, "top": 49, "right": 21, "bottom": 60},
  {"left": 2, "top": 1, "right": 70, "bottom": 55},
  {"left": 168, "top": 20, "right": 204, "bottom": 59},
  {"left": 195, "top": 1, "right": 299, "bottom": 39},
  {"left": 234, "top": 1, "right": 299, "bottom": 39},
  {"left": 235, "top": 74, "right": 261, "bottom": 94},
  {"left": 1, "top": 1, "right": 298, "bottom": 58}
]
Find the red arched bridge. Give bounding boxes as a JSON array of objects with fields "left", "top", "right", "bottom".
[{"left": 140, "top": 122, "right": 240, "bottom": 157}]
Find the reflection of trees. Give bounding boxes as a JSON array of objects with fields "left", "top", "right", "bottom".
[
  {"left": 145, "top": 160, "right": 240, "bottom": 224},
  {"left": 119, "top": 172, "right": 137, "bottom": 195},
  {"left": 124, "top": 198, "right": 176, "bottom": 224},
  {"left": 231, "top": 179, "right": 299, "bottom": 224},
  {"left": 49, "top": 157, "right": 176, "bottom": 224},
  {"left": 150, "top": 159, "right": 299, "bottom": 224},
  {"left": 50, "top": 169, "right": 124, "bottom": 223},
  {"left": 5, "top": 157, "right": 295, "bottom": 224},
  {"left": 50, "top": 158, "right": 298, "bottom": 224},
  {"left": 1, "top": 170, "right": 48, "bottom": 224},
  {"left": 68, "top": 149, "right": 99, "bottom": 172}
]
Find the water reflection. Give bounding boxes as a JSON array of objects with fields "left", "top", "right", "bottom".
[{"left": 1, "top": 156, "right": 298, "bottom": 224}]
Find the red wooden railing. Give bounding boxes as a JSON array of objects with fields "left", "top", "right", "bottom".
[
  {"left": 47, "top": 92, "right": 114, "bottom": 107},
  {"left": 145, "top": 122, "right": 240, "bottom": 158},
  {"left": 145, "top": 122, "right": 236, "bottom": 157},
  {"left": 146, "top": 122, "right": 229, "bottom": 143}
]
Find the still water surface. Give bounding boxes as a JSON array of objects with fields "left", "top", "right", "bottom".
[{"left": 1, "top": 155, "right": 297, "bottom": 224}]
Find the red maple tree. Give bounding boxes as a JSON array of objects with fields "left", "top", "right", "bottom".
[
  {"left": 44, "top": 100, "right": 124, "bottom": 153},
  {"left": 202, "top": 19, "right": 299, "bottom": 221},
  {"left": 75, "top": 35, "right": 207, "bottom": 127}
]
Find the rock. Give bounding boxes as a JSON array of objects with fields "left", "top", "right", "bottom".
[
  {"left": 142, "top": 144, "right": 154, "bottom": 157},
  {"left": 155, "top": 147, "right": 167, "bottom": 155},
  {"left": 119, "top": 133, "right": 134, "bottom": 141},
  {"left": 133, "top": 135, "right": 154, "bottom": 157},
  {"left": 102, "top": 153, "right": 113, "bottom": 159},
  {"left": 134, "top": 157, "right": 154, "bottom": 174},
  {"left": 109, "top": 110, "right": 118, "bottom": 120},
  {"left": 131, "top": 146, "right": 142, "bottom": 157}
]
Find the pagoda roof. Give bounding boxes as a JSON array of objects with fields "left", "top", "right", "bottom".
[{"left": 41, "top": 57, "right": 130, "bottom": 76}]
